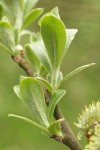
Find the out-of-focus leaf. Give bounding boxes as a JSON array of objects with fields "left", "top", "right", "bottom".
[
  {"left": 48, "top": 89, "right": 66, "bottom": 123},
  {"left": 0, "top": 0, "right": 23, "bottom": 27},
  {"left": 57, "top": 63, "right": 96, "bottom": 89},
  {"left": 24, "top": 0, "right": 38, "bottom": 17},
  {"left": 0, "top": 43, "right": 11, "bottom": 54},
  {"left": 12, "top": 0, "right": 23, "bottom": 28},
  {"left": 2, "top": 16, "right": 10, "bottom": 22},
  {"left": 48, "top": 118, "right": 64, "bottom": 136},
  {"left": 64, "top": 29, "right": 78, "bottom": 54},
  {"left": 19, "top": 0, "right": 24, "bottom": 10},
  {"left": 26, "top": 42, "right": 52, "bottom": 73},
  {"left": 20, "top": 30, "right": 32, "bottom": 37},
  {"left": 0, "top": 21, "right": 15, "bottom": 54},
  {"left": 25, "top": 45, "right": 41, "bottom": 74},
  {"left": 0, "top": 5, "right": 2, "bottom": 19},
  {"left": 22, "top": 8, "right": 43, "bottom": 29},
  {"left": 0, "top": 0, "right": 11, "bottom": 20},
  {"left": 41, "top": 15, "right": 66, "bottom": 72},
  {"left": 8, "top": 114, "right": 50, "bottom": 135},
  {"left": 14, "top": 28, "right": 20, "bottom": 45},
  {"left": 20, "top": 77, "right": 49, "bottom": 127}
]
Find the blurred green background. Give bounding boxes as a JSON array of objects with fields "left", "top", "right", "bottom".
[{"left": 0, "top": 0, "right": 100, "bottom": 150}]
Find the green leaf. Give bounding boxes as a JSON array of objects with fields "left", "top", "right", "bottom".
[
  {"left": 36, "top": 77, "right": 52, "bottom": 93},
  {"left": 51, "top": 7, "right": 60, "bottom": 19},
  {"left": 38, "top": 7, "right": 60, "bottom": 26},
  {"left": 48, "top": 118, "right": 64, "bottom": 136},
  {"left": 0, "top": 21, "right": 15, "bottom": 54},
  {"left": 13, "top": 85, "right": 20, "bottom": 99},
  {"left": 65, "top": 29, "right": 78, "bottom": 55},
  {"left": 0, "top": 0, "right": 11, "bottom": 20},
  {"left": 26, "top": 42, "right": 52, "bottom": 73},
  {"left": 41, "top": 15, "right": 66, "bottom": 72},
  {"left": 57, "top": 71, "right": 63, "bottom": 83},
  {"left": 48, "top": 89, "right": 66, "bottom": 123},
  {"left": 20, "top": 30, "right": 32, "bottom": 37},
  {"left": 39, "top": 65, "right": 47, "bottom": 77},
  {"left": 8, "top": 114, "right": 50, "bottom": 135},
  {"left": 0, "top": 0, "right": 23, "bottom": 27},
  {"left": 19, "top": 0, "right": 24, "bottom": 10},
  {"left": 14, "top": 28, "right": 20, "bottom": 45},
  {"left": 12, "top": 0, "right": 23, "bottom": 28},
  {"left": 19, "top": 75, "right": 27, "bottom": 81},
  {"left": 57, "top": 63, "right": 96, "bottom": 89},
  {"left": 25, "top": 45, "right": 41, "bottom": 74},
  {"left": 0, "top": 43, "right": 11, "bottom": 54},
  {"left": 24, "top": 0, "right": 39, "bottom": 17},
  {"left": 22, "top": 8, "right": 43, "bottom": 29},
  {"left": 20, "top": 77, "right": 49, "bottom": 127},
  {"left": 0, "top": 4, "right": 2, "bottom": 19}
]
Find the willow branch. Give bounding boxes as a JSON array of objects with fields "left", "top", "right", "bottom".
[
  {"left": 54, "top": 105, "right": 83, "bottom": 150},
  {"left": 11, "top": 50, "right": 34, "bottom": 77},
  {"left": 11, "top": 51, "right": 83, "bottom": 150}
]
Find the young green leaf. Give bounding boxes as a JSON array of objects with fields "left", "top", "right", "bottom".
[
  {"left": 8, "top": 114, "right": 50, "bottom": 135},
  {"left": 57, "top": 71, "right": 63, "bottom": 83},
  {"left": 25, "top": 45, "right": 41, "bottom": 74},
  {"left": 19, "top": 0, "right": 24, "bottom": 10},
  {"left": 0, "top": 0, "right": 11, "bottom": 20},
  {"left": 12, "top": 0, "right": 23, "bottom": 28},
  {"left": 41, "top": 14, "right": 66, "bottom": 72},
  {"left": 51, "top": 7, "right": 60, "bottom": 19},
  {"left": 48, "top": 118, "right": 64, "bottom": 136},
  {"left": 20, "top": 77, "right": 49, "bottom": 127},
  {"left": 0, "top": 21, "right": 15, "bottom": 54},
  {"left": 24, "top": 0, "right": 39, "bottom": 17},
  {"left": 20, "top": 29, "right": 32, "bottom": 37},
  {"left": 57, "top": 63, "right": 96, "bottom": 89},
  {"left": 0, "top": 5, "right": 2, "bottom": 19},
  {"left": 48, "top": 89, "right": 66, "bottom": 123},
  {"left": 13, "top": 85, "right": 20, "bottom": 99},
  {"left": 0, "top": 43, "right": 11, "bottom": 54},
  {"left": 19, "top": 75, "right": 27, "bottom": 81},
  {"left": 22, "top": 8, "right": 44, "bottom": 29},
  {"left": 26, "top": 42, "right": 52, "bottom": 73},
  {"left": 65, "top": 29, "right": 78, "bottom": 55},
  {"left": 36, "top": 77, "right": 52, "bottom": 93},
  {"left": 38, "top": 7, "right": 60, "bottom": 26},
  {"left": 39, "top": 65, "right": 47, "bottom": 77}
]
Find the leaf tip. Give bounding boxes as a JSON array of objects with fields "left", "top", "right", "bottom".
[
  {"left": 8, "top": 114, "right": 13, "bottom": 117},
  {"left": 87, "top": 63, "right": 96, "bottom": 67}
]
